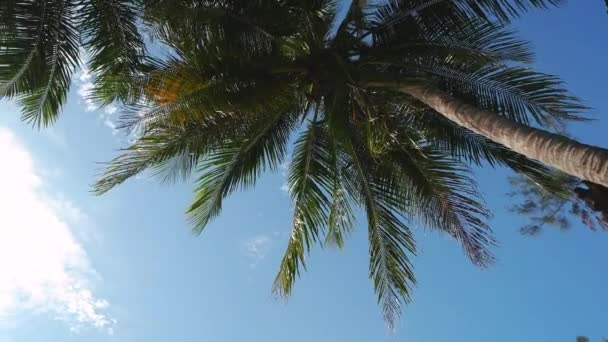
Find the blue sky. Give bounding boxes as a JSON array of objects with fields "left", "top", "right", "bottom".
[{"left": 1, "top": 2, "right": 608, "bottom": 341}]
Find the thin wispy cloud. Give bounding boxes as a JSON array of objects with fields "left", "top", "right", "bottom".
[
  {"left": 280, "top": 183, "right": 290, "bottom": 193},
  {"left": 76, "top": 67, "right": 97, "bottom": 112},
  {"left": 42, "top": 128, "right": 67, "bottom": 148},
  {"left": 99, "top": 103, "right": 119, "bottom": 136},
  {"left": 0, "top": 128, "right": 115, "bottom": 334},
  {"left": 75, "top": 65, "right": 119, "bottom": 135},
  {"left": 243, "top": 235, "right": 273, "bottom": 269},
  {"left": 279, "top": 160, "right": 290, "bottom": 195},
  {"left": 47, "top": 195, "right": 87, "bottom": 224}
]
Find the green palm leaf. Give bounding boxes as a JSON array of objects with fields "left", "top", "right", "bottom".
[
  {"left": 435, "top": 65, "right": 588, "bottom": 125},
  {"left": 79, "top": 0, "right": 146, "bottom": 104},
  {"left": 346, "top": 137, "right": 416, "bottom": 331},
  {"left": 274, "top": 120, "right": 334, "bottom": 297},
  {"left": 385, "top": 142, "right": 495, "bottom": 266},
  {"left": 187, "top": 108, "right": 299, "bottom": 234},
  {"left": 1, "top": 0, "right": 80, "bottom": 127},
  {"left": 371, "top": 0, "right": 564, "bottom": 34},
  {"left": 94, "top": 111, "right": 247, "bottom": 194},
  {"left": 0, "top": 0, "right": 46, "bottom": 98},
  {"left": 366, "top": 19, "right": 533, "bottom": 65},
  {"left": 325, "top": 138, "right": 355, "bottom": 248}
]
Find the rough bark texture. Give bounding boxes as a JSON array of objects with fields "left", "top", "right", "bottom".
[{"left": 404, "top": 85, "right": 608, "bottom": 187}]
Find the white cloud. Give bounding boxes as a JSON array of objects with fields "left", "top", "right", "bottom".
[
  {"left": 243, "top": 235, "right": 272, "bottom": 269},
  {"left": 280, "top": 183, "right": 290, "bottom": 193},
  {"left": 279, "top": 160, "right": 289, "bottom": 172},
  {"left": 75, "top": 65, "right": 120, "bottom": 136},
  {"left": 43, "top": 128, "right": 67, "bottom": 148},
  {"left": 279, "top": 160, "right": 290, "bottom": 194},
  {"left": 100, "top": 105, "right": 119, "bottom": 136},
  {"left": 76, "top": 67, "right": 97, "bottom": 113},
  {"left": 47, "top": 195, "right": 87, "bottom": 224},
  {"left": 0, "top": 128, "right": 115, "bottom": 334}
]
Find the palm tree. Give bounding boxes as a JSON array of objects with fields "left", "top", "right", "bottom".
[
  {"left": 93, "top": 0, "right": 597, "bottom": 329},
  {"left": 2, "top": 0, "right": 607, "bottom": 329}
]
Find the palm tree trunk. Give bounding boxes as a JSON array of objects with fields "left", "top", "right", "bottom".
[{"left": 403, "top": 85, "right": 608, "bottom": 187}]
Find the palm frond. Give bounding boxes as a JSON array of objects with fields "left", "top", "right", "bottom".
[
  {"left": 95, "top": 111, "right": 245, "bottom": 194},
  {"left": 20, "top": 0, "right": 80, "bottom": 127},
  {"left": 0, "top": 0, "right": 46, "bottom": 97},
  {"left": 436, "top": 65, "right": 588, "bottom": 125},
  {"left": 144, "top": 0, "right": 334, "bottom": 57},
  {"left": 273, "top": 121, "right": 334, "bottom": 297},
  {"left": 325, "top": 137, "right": 355, "bottom": 248},
  {"left": 151, "top": 150, "right": 200, "bottom": 185},
  {"left": 0, "top": 0, "right": 18, "bottom": 34},
  {"left": 145, "top": 1, "right": 271, "bottom": 56},
  {"left": 119, "top": 59, "right": 301, "bottom": 134},
  {"left": 0, "top": 0, "right": 80, "bottom": 127},
  {"left": 371, "top": 0, "right": 563, "bottom": 35},
  {"left": 366, "top": 19, "right": 533, "bottom": 65},
  {"left": 80, "top": 0, "right": 146, "bottom": 104},
  {"left": 334, "top": 0, "right": 368, "bottom": 40},
  {"left": 187, "top": 109, "right": 298, "bottom": 234},
  {"left": 346, "top": 137, "right": 416, "bottom": 331},
  {"left": 384, "top": 141, "right": 495, "bottom": 266}
]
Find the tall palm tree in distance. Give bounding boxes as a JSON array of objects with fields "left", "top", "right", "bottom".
[{"left": 2, "top": 0, "right": 608, "bottom": 329}]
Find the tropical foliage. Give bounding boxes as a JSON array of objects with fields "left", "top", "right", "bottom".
[
  {"left": 508, "top": 174, "right": 608, "bottom": 235},
  {"left": 0, "top": 0, "right": 144, "bottom": 127},
  {"left": 577, "top": 336, "right": 608, "bottom": 342},
  {"left": 1, "top": 0, "right": 597, "bottom": 330}
]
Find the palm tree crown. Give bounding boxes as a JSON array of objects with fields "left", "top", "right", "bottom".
[{"left": 1, "top": 0, "right": 588, "bottom": 330}]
